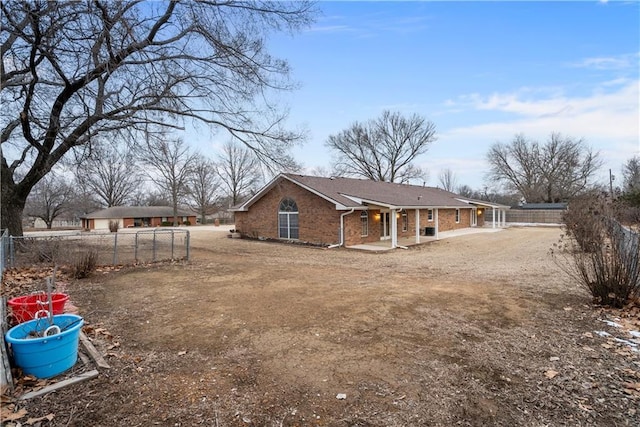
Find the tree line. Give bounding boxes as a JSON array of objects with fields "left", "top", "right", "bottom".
[{"left": 25, "top": 138, "right": 263, "bottom": 229}]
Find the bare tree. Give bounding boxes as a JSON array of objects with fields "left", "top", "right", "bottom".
[
  {"left": 0, "top": 1, "right": 315, "bottom": 236},
  {"left": 75, "top": 143, "right": 142, "bottom": 207},
  {"left": 620, "top": 156, "right": 640, "bottom": 210},
  {"left": 24, "top": 172, "right": 74, "bottom": 229},
  {"left": 456, "top": 184, "right": 474, "bottom": 198},
  {"left": 486, "top": 133, "right": 601, "bottom": 203},
  {"left": 142, "top": 136, "right": 198, "bottom": 226},
  {"left": 217, "top": 140, "right": 263, "bottom": 206},
  {"left": 187, "top": 155, "right": 221, "bottom": 225},
  {"left": 438, "top": 168, "right": 458, "bottom": 192},
  {"left": 327, "top": 110, "right": 436, "bottom": 183},
  {"left": 622, "top": 156, "right": 640, "bottom": 195}
]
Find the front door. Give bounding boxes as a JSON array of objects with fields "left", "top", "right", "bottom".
[{"left": 380, "top": 212, "right": 390, "bottom": 240}]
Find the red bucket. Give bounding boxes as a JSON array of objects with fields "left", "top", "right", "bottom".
[{"left": 7, "top": 293, "right": 69, "bottom": 324}]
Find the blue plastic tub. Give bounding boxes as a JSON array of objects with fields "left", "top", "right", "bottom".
[{"left": 5, "top": 314, "right": 84, "bottom": 379}]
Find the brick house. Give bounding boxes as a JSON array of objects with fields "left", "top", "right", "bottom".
[
  {"left": 231, "top": 174, "right": 509, "bottom": 248},
  {"left": 80, "top": 206, "right": 196, "bottom": 231}
]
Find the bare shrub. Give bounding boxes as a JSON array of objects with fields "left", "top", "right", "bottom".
[
  {"left": 553, "top": 194, "right": 640, "bottom": 308},
  {"left": 109, "top": 220, "right": 119, "bottom": 233},
  {"left": 72, "top": 250, "right": 98, "bottom": 279},
  {"left": 562, "top": 194, "right": 605, "bottom": 252}
]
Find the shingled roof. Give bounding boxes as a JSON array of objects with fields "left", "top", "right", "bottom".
[
  {"left": 233, "top": 174, "right": 508, "bottom": 211},
  {"left": 81, "top": 206, "right": 193, "bottom": 219}
]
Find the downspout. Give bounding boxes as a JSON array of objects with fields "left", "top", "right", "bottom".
[{"left": 327, "top": 208, "right": 355, "bottom": 248}]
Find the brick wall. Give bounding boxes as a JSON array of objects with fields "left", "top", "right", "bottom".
[{"left": 234, "top": 180, "right": 342, "bottom": 245}]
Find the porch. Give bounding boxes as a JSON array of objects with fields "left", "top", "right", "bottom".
[{"left": 346, "top": 226, "right": 504, "bottom": 251}]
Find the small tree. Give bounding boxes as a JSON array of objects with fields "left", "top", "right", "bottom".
[
  {"left": 24, "top": 173, "right": 74, "bottom": 229},
  {"left": 142, "top": 135, "right": 198, "bottom": 226},
  {"left": 438, "top": 168, "right": 458, "bottom": 192},
  {"left": 553, "top": 193, "right": 640, "bottom": 307},
  {"left": 75, "top": 143, "right": 142, "bottom": 208},
  {"left": 217, "top": 140, "right": 263, "bottom": 206},
  {"left": 187, "top": 155, "right": 221, "bottom": 225}
]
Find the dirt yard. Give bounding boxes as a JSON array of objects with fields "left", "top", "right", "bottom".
[{"left": 3, "top": 226, "right": 640, "bottom": 426}]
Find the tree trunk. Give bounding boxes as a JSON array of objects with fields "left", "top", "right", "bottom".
[{"left": 1, "top": 190, "right": 26, "bottom": 236}]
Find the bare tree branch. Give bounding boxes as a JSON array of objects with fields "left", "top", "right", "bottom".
[{"left": 1, "top": 0, "right": 315, "bottom": 235}]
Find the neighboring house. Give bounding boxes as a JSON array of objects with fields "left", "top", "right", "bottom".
[
  {"left": 80, "top": 206, "right": 196, "bottom": 231},
  {"left": 231, "top": 174, "right": 509, "bottom": 248}
]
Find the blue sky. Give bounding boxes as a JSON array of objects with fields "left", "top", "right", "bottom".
[{"left": 210, "top": 1, "right": 640, "bottom": 190}]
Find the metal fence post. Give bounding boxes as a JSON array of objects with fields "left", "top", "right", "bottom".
[
  {"left": 185, "top": 230, "right": 190, "bottom": 261},
  {"left": 171, "top": 230, "right": 175, "bottom": 259},
  {"left": 0, "top": 229, "right": 6, "bottom": 282},
  {"left": 9, "top": 236, "right": 15, "bottom": 268},
  {"left": 153, "top": 229, "right": 157, "bottom": 261},
  {"left": 134, "top": 232, "right": 139, "bottom": 262},
  {"left": 113, "top": 232, "right": 118, "bottom": 265}
]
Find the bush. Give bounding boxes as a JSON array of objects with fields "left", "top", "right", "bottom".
[
  {"left": 72, "top": 250, "right": 98, "bottom": 279},
  {"left": 182, "top": 220, "right": 191, "bottom": 226},
  {"left": 109, "top": 220, "right": 119, "bottom": 233},
  {"left": 161, "top": 221, "right": 173, "bottom": 226},
  {"left": 553, "top": 193, "right": 640, "bottom": 308}
]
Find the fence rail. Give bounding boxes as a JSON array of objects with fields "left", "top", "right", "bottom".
[
  {"left": 2, "top": 229, "right": 189, "bottom": 272},
  {"left": 610, "top": 220, "right": 639, "bottom": 263}
]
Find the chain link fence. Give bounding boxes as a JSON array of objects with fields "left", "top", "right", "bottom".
[
  {"left": 2, "top": 229, "right": 190, "bottom": 270},
  {"left": 1, "top": 229, "right": 8, "bottom": 282}
]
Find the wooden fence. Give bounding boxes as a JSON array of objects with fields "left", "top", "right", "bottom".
[{"left": 484, "top": 209, "right": 565, "bottom": 224}]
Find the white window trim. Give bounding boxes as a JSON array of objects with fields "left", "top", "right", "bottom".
[
  {"left": 455, "top": 208, "right": 460, "bottom": 223},
  {"left": 427, "top": 209, "right": 433, "bottom": 222},
  {"left": 402, "top": 212, "right": 408, "bottom": 232},
  {"left": 360, "top": 211, "right": 369, "bottom": 237}
]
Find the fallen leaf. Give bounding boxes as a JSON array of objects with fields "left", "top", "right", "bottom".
[
  {"left": 26, "top": 413, "right": 55, "bottom": 425},
  {"left": 0, "top": 406, "right": 28, "bottom": 421},
  {"left": 544, "top": 370, "right": 559, "bottom": 379},
  {"left": 622, "top": 382, "right": 640, "bottom": 391},
  {"left": 178, "top": 350, "right": 187, "bottom": 356}
]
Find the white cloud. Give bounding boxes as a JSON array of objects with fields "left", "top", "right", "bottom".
[
  {"left": 569, "top": 52, "right": 639, "bottom": 70},
  {"left": 437, "top": 79, "right": 639, "bottom": 186},
  {"left": 447, "top": 80, "right": 638, "bottom": 138}
]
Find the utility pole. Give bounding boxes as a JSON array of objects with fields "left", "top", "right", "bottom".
[{"left": 609, "top": 169, "right": 615, "bottom": 197}]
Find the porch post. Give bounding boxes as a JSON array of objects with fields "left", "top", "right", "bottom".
[
  {"left": 390, "top": 208, "right": 398, "bottom": 248},
  {"left": 434, "top": 208, "right": 439, "bottom": 240},
  {"left": 492, "top": 207, "right": 496, "bottom": 228},
  {"left": 415, "top": 209, "right": 420, "bottom": 244}
]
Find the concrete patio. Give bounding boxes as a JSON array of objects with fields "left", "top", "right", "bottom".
[{"left": 346, "top": 227, "right": 505, "bottom": 251}]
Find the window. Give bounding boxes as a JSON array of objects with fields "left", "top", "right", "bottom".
[
  {"left": 278, "top": 198, "right": 299, "bottom": 239},
  {"left": 402, "top": 212, "right": 408, "bottom": 232},
  {"left": 427, "top": 209, "right": 433, "bottom": 222},
  {"left": 360, "top": 211, "right": 369, "bottom": 236},
  {"left": 455, "top": 208, "right": 460, "bottom": 223}
]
